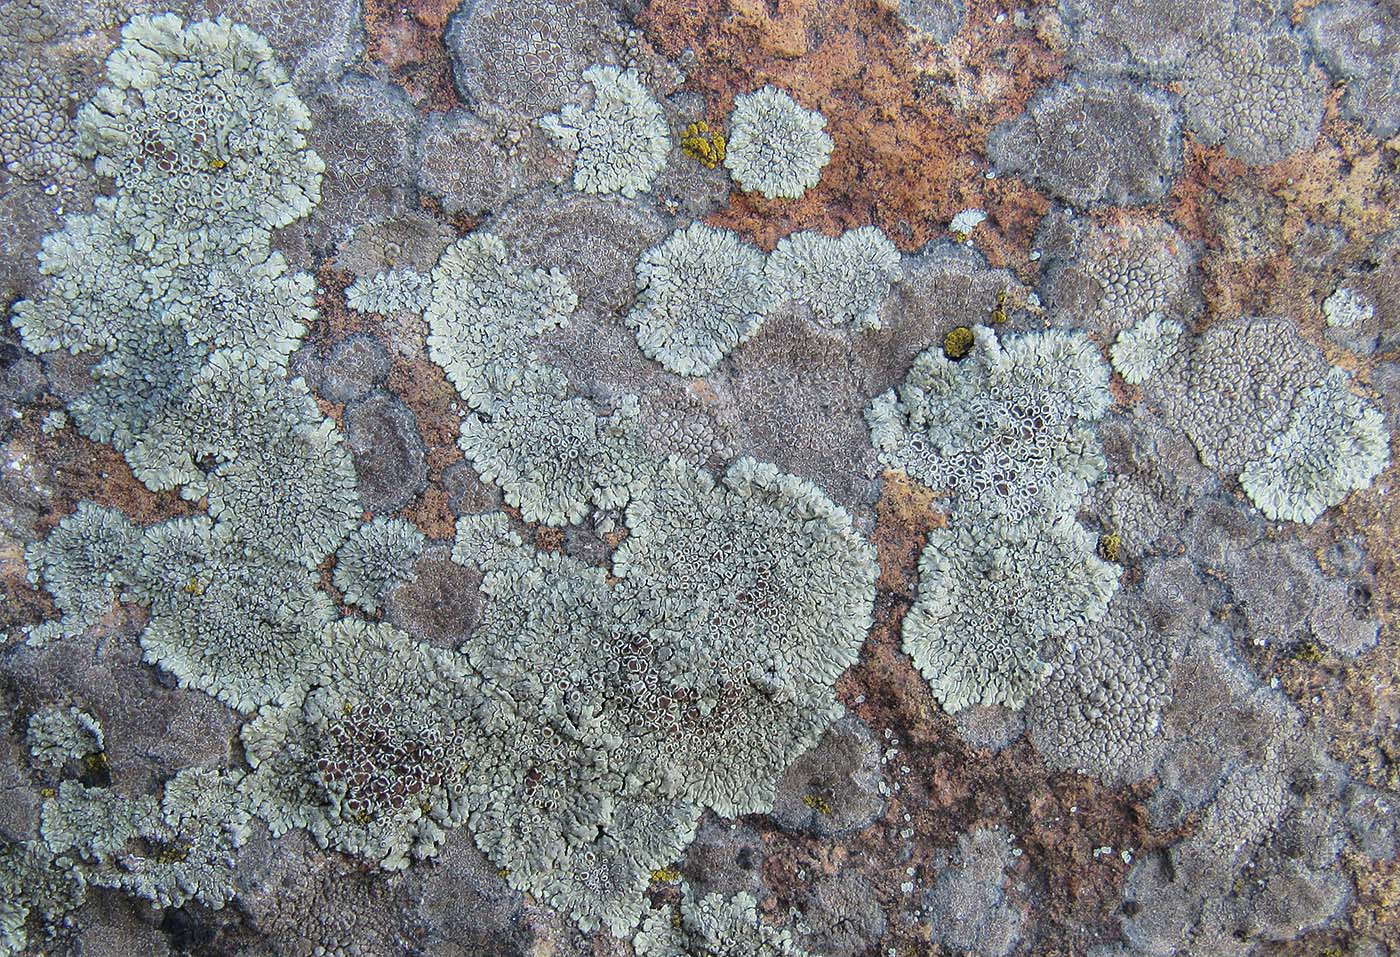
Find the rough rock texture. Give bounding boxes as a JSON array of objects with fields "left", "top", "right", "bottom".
[{"left": 2, "top": 1, "right": 1398, "bottom": 955}]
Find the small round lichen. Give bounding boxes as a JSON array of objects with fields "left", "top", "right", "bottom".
[
  {"left": 943, "top": 326, "right": 975, "bottom": 360},
  {"left": 680, "top": 121, "right": 726, "bottom": 169},
  {"left": 626, "top": 223, "right": 777, "bottom": 376},
  {"left": 723, "top": 86, "right": 833, "bottom": 200}
]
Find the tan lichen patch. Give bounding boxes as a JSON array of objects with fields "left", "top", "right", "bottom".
[
  {"left": 871, "top": 469, "right": 946, "bottom": 597},
  {"left": 391, "top": 354, "right": 465, "bottom": 541},
  {"left": 638, "top": 0, "right": 1062, "bottom": 256}
]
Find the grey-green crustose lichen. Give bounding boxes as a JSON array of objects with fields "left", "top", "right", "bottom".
[
  {"left": 11, "top": 10, "right": 881, "bottom": 940},
  {"left": 868, "top": 324, "right": 1119, "bottom": 710}
]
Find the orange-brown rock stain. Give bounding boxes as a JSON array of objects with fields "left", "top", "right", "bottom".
[
  {"left": 639, "top": 0, "right": 1063, "bottom": 260},
  {"left": 364, "top": 0, "right": 462, "bottom": 112}
]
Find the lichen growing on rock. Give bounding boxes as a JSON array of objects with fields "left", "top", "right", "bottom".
[
  {"left": 1111, "top": 313, "right": 1185, "bottom": 385},
  {"left": 1169, "top": 316, "right": 1391, "bottom": 523},
  {"left": 765, "top": 226, "right": 902, "bottom": 329},
  {"left": 723, "top": 86, "right": 833, "bottom": 200},
  {"left": 3, "top": 1, "right": 1397, "bottom": 953},
  {"left": 988, "top": 76, "right": 1182, "bottom": 207},
  {"left": 635, "top": 885, "right": 817, "bottom": 957},
  {"left": 1239, "top": 368, "right": 1390, "bottom": 523},
  {"left": 333, "top": 517, "right": 427, "bottom": 614},
  {"left": 540, "top": 65, "right": 670, "bottom": 198},
  {"left": 1180, "top": 27, "right": 1327, "bottom": 166},
  {"left": 870, "top": 325, "right": 1119, "bottom": 710},
  {"left": 904, "top": 513, "right": 1119, "bottom": 711},
  {"left": 626, "top": 223, "right": 777, "bottom": 376}
]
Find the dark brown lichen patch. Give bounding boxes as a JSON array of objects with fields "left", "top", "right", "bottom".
[
  {"left": 638, "top": 0, "right": 1062, "bottom": 255},
  {"left": 363, "top": 0, "right": 462, "bottom": 112}
]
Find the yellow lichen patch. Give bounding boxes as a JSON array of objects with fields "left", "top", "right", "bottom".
[
  {"left": 153, "top": 841, "right": 191, "bottom": 864},
  {"left": 990, "top": 288, "right": 1009, "bottom": 324},
  {"left": 650, "top": 865, "right": 681, "bottom": 882},
  {"left": 681, "top": 121, "right": 727, "bottom": 169},
  {"left": 81, "top": 751, "right": 109, "bottom": 777},
  {"left": 943, "top": 325, "right": 975, "bottom": 360},
  {"left": 1098, "top": 532, "right": 1121, "bottom": 563},
  {"left": 802, "top": 793, "right": 833, "bottom": 815}
]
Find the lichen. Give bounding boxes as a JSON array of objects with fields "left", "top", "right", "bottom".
[
  {"left": 765, "top": 226, "right": 902, "bottom": 329},
  {"left": 333, "top": 517, "right": 427, "bottom": 613},
  {"left": 680, "top": 121, "right": 726, "bottom": 169},
  {"left": 540, "top": 65, "right": 670, "bottom": 198},
  {"left": 25, "top": 706, "right": 105, "bottom": 772},
  {"left": 723, "top": 86, "right": 833, "bottom": 200},
  {"left": 1181, "top": 27, "right": 1327, "bottom": 166},
  {"left": 626, "top": 223, "right": 777, "bottom": 376},
  {"left": 41, "top": 769, "right": 250, "bottom": 909},
  {"left": 1110, "top": 313, "right": 1185, "bottom": 385},
  {"left": 1239, "top": 368, "right": 1390, "bottom": 523},
  {"left": 635, "top": 885, "right": 817, "bottom": 957}
]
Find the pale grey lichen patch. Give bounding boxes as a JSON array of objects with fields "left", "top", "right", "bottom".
[
  {"left": 869, "top": 325, "right": 1112, "bottom": 524},
  {"left": 0, "top": 838, "right": 86, "bottom": 957},
  {"left": 626, "top": 223, "right": 777, "bottom": 376},
  {"left": 635, "top": 886, "right": 817, "bottom": 957},
  {"left": 540, "top": 65, "right": 670, "bottom": 198},
  {"left": 22, "top": 502, "right": 138, "bottom": 645},
  {"left": 905, "top": 514, "right": 1119, "bottom": 712},
  {"left": 42, "top": 769, "right": 251, "bottom": 909},
  {"left": 766, "top": 226, "right": 902, "bottom": 329},
  {"left": 1238, "top": 368, "right": 1389, "bottom": 523},
  {"left": 1111, "top": 313, "right": 1185, "bottom": 385},
  {"left": 458, "top": 384, "right": 652, "bottom": 526},
  {"left": 612, "top": 457, "right": 878, "bottom": 814},
  {"left": 25, "top": 705, "right": 104, "bottom": 772},
  {"left": 724, "top": 86, "right": 833, "bottom": 200},
  {"left": 345, "top": 269, "right": 431, "bottom": 315},
  {"left": 242, "top": 621, "right": 489, "bottom": 870},
  {"left": 74, "top": 14, "right": 324, "bottom": 256},
  {"left": 870, "top": 325, "right": 1119, "bottom": 711},
  {"left": 1322, "top": 285, "right": 1374, "bottom": 328},
  {"left": 1181, "top": 27, "right": 1326, "bottom": 166},
  {"left": 205, "top": 414, "right": 360, "bottom": 567},
  {"left": 988, "top": 76, "right": 1182, "bottom": 207},
  {"left": 333, "top": 518, "right": 427, "bottom": 613},
  {"left": 419, "top": 233, "right": 578, "bottom": 412},
  {"left": 1169, "top": 315, "right": 1392, "bottom": 522},
  {"left": 136, "top": 536, "right": 337, "bottom": 712}
]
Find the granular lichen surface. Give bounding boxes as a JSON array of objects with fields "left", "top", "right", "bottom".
[{"left": 0, "top": 0, "right": 1398, "bottom": 955}]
